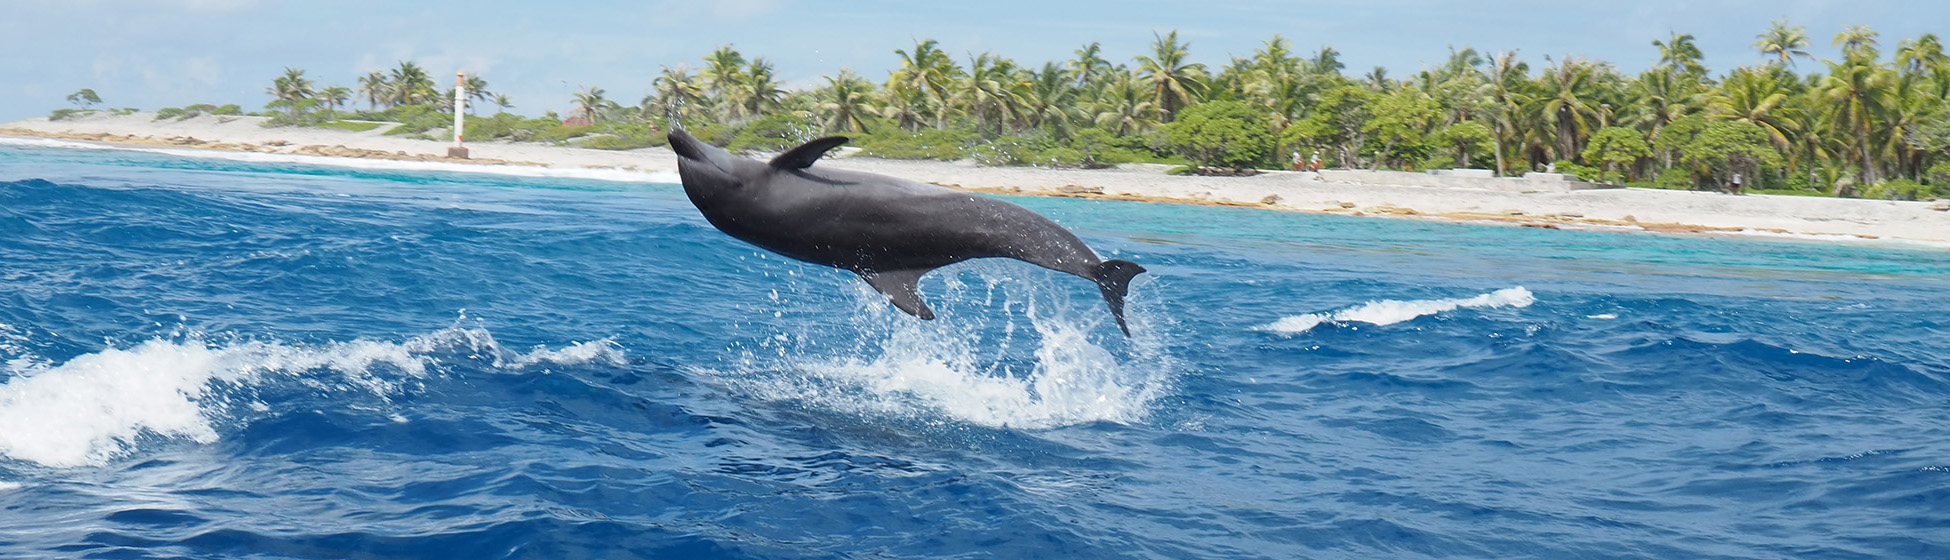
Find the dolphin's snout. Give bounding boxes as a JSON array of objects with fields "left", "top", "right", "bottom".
[{"left": 667, "top": 129, "right": 706, "bottom": 161}]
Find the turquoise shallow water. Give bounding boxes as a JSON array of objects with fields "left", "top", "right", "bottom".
[{"left": 2, "top": 140, "right": 1948, "bottom": 558}]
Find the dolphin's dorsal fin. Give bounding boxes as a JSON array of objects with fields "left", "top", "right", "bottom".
[
  {"left": 770, "top": 136, "right": 851, "bottom": 170},
  {"left": 860, "top": 269, "right": 934, "bottom": 320}
]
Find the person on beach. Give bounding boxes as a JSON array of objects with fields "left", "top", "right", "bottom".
[
  {"left": 1290, "top": 151, "right": 1304, "bottom": 171},
  {"left": 1730, "top": 171, "right": 1743, "bottom": 195},
  {"left": 1308, "top": 150, "right": 1322, "bottom": 172}
]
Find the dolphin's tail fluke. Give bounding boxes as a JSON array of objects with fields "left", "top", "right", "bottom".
[{"left": 1092, "top": 259, "right": 1146, "bottom": 336}]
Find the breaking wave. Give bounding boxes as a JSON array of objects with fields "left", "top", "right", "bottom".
[
  {"left": 0, "top": 327, "right": 623, "bottom": 468},
  {"left": 1253, "top": 287, "right": 1536, "bottom": 334}
]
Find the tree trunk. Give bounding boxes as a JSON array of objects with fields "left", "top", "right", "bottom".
[{"left": 1492, "top": 134, "right": 1506, "bottom": 176}]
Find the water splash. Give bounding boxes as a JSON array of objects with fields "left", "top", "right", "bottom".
[
  {"left": 1254, "top": 287, "right": 1536, "bottom": 334},
  {"left": 701, "top": 264, "right": 1177, "bottom": 429},
  {"left": 0, "top": 327, "right": 623, "bottom": 468}
]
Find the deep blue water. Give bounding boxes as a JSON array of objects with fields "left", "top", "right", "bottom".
[{"left": 2, "top": 140, "right": 1948, "bottom": 559}]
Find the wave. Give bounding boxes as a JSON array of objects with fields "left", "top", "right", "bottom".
[
  {"left": 0, "top": 136, "right": 681, "bottom": 184},
  {"left": 1253, "top": 287, "right": 1536, "bottom": 334},
  {"left": 0, "top": 326, "right": 624, "bottom": 469},
  {"left": 701, "top": 268, "right": 1178, "bottom": 430}
]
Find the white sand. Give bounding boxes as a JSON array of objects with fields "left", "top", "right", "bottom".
[{"left": 7, "top": 112, "right": 1949, "bottom": 246}]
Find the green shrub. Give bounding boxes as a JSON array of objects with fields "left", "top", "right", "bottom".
[
  {"left": 1161, "top": 100, "right": 1275, "bottom": 172},
  {"left": 1552, "top": 160, "right": 1602, "bottom": 182},
  {"left": 376, "top": 104, "right": 453, "bottom": 135},
  {"left": 314, "top": 120, "right": 384, "bottom": 132},
  {"left": 1926, "top": 161, "right": 1950, "bottom": 188},
  {"left": 687, "top": 122, "right": 738, "bottom": 147},
  {"left": 453, "top": 113, "right": 561, "bottom": 142},
  {"left": 1859, "top": 178, "right": 1935, "bottom": 200},
  {"left": 1067, "top": 128, "right": 1143, "bottom": 168},
  {"left": 855, "top": 128, "right": 977, "bottom": 160},
  {"left": 729, "top": 113, "right": 820, "bottom": 153},
  {"left": 579, "top": 135, "right": 659, "bottom": 150},
  {"left": 1784, "top": 171, "right": 1813, "bottom": 192},
  {"left": 970, "top": 141, "right": 1035, "bottom": 166},
  {"left": 1040, "top": 147, "right": 1085, "bottom": 167},
  {"left": 531, "top": 124, "right": 593, "bottom": 144},
  {"left": 1653, "top": 166, "right": 1694, "bottom": 190},
  {"left": 212, "top": 104, "right": 243, "bottom": 116},
  {"left": 49, "top": 109, "right": 93, "bottom": 121}
]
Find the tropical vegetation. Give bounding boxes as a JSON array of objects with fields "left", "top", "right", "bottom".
[{"left": 53, "top": 22, "right": 1950, "bottom": 199}]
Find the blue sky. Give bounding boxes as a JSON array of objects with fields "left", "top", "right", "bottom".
[{"left": 4, "top": 0, "right": 1945, "bottom": 122}]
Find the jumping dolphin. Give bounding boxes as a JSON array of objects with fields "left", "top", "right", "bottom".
[{"left": 667, "top": 129, "right": 1147, "bottom": 335}]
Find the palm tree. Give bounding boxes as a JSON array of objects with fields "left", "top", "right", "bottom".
[
  {"left": 1709, "top": 67, "right": 1799, "bottom": 151},
  {"left": 1835, "top": 25, "right": 1881, "bottom": 60},
  {"left": 492, "top": 93, "right": 514, "bottom": 114},
  {"left": 1068, "top": 42, "right": 1113, "bottom": 91},
  {"left": 1092, "top": 72, "right": 1158, "bottom": 135},
  {"left": 1818, "top": 56, "right": 1895, "bottom": 187},
  {"left": 463, "top": 74, "right": 491, "bottom": 113},
  {"left": 1754, "top": 19, "right": 1812, "bottom": 67},
  {"left": 700, "top": 45, "right": 746, "bottom": 120},
  {"left": 357, "top": 71, "right": 389, "bottom": 110},
  {"left": 1789, "top": 92, "right": 1840, "bottom": 191},
  {"left": 1628, "top": 66, "right": 1706, "bottom": 158},
  {"left": 1877, "top": 71, "right": 1932, "bottom": 179},
  {"left": 651, "top": 65, "right": 708, "bottom": 124},
  {"left": 892, "top": 39, "right": 960, "bottom": 127},
  {"left": 816, "top": 69, "right": 876, "bottom": 134},
  {"left": 1308, "top": 47, "right": 1345, "bottom": 76},
  {"left": 878, "top": 81, "right": 932, "bottom": 132},
  {"left": 1533, "top": 56, "right": 1605, "bottom": 163},
  {"left": 1363, "top": 67, "right": 1393, "bottom": 92},
  {"left": 388, "top": 62, "right": 436, "bottom": 106},
  {"left": 1486, "top": 50, "right": 1530, "bottom": 175},
  {"left": 956, "top": 52, "right": 1026, "bottom": 137},
  {"left": 1132, "top": 30, "right": 1207, "bottom": 122},
  {"left": 1021, "top": 62, "right": 1080, "bottom": 134},
  {"left": 1894, "top": 34, "right": 1947, "bottom": 75},
  {"left": 266, "top": 67, "right": 314, "bottom": 117},
  {"left": 1653, "top": 32, "right": 1708, "bottom": 77},
  {"left": 738, "top": 58, "right": 787, "bottom": 118},
  {"left": 572, "top": 86, "right": 611, "bottom": 124},
  {"left": 317, "top": 86, "right": 352, "bottom": 112},
  {"left": 700, "top": 45, "right": 746, "bottom": 95}
]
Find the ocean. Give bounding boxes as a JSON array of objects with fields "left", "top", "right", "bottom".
[{"left": 2, "top": 139, "right": 1947, "bottom": 559}]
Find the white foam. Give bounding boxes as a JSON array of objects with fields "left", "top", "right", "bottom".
[
  {"left": 1254, "top": 287, "right": 1536, "bottom": 334},
  {"left": 703, "top": 267, "right": 1176, "bottom": 429},
  {"left": 0, "top": 136, "right": 680, "bottom": 184},
  {"left": 508, "top": 339, "right": 628, "bottom": 369},
  {"left": 0, "top": 327, "right": 622, "bottom": 468}
]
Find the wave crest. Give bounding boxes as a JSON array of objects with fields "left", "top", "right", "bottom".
[
  {"left": 1254, "top": 287, "right": 1536, "bottom": 334},
  {"left": 0, "top": 327, "right": 623, "bottom": 468}
]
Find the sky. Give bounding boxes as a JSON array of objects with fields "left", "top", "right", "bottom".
[{"left": 4, "top": 0, "right": 1947, "bottom": 122}]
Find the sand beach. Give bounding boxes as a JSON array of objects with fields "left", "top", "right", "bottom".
[{"left": 6, "top": 112, "right": 1948, "bottom": 246}]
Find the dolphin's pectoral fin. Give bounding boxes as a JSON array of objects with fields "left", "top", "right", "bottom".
[
  {"left": 860, "top": 269, "right": 934, "bottom": 320},
  {"left": 770, "top": 136, "right": 851, "bottom": 170}
]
